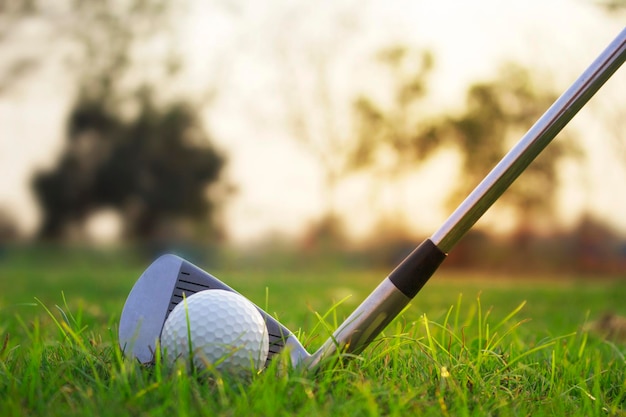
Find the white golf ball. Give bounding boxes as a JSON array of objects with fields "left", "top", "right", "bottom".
[{"left": 160, "top": 289, "right": 269, "bottom": 372}]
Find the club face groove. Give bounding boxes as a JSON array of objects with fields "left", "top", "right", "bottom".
[{"left": 119, "top": 254, "right": 310, "bottom": 367}]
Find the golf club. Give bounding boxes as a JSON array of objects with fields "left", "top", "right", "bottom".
[{"left": 119, "top": 28, "right": 626, "bottom": 369}]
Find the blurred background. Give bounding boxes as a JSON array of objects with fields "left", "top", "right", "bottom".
[{"left": 0, "top": 0, "right": 625, "bottom": 277}]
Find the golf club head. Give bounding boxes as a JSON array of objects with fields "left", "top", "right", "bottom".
[{"left": 119, "top": 254, "right": 311, "bottom": 367}]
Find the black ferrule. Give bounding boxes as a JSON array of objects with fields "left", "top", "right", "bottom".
[{"left": 388, "top": 239, "right": 447, "bottom": 299}]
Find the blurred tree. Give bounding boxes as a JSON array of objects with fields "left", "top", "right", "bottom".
[
  {"left": 593, "top": 0, "right": 626, "bottom": 11},
  {"left": 352, "top": 54, "right": 579, "bottom": 233},
  {"left": 0, "top": 0, "right": 180, "bottom": 96},
  {"left": 0, "top": 208, "right": 19, "bottom": 242},
  {"left": 33, "top": 89, "right": 226, "bottom": 241},
  {"left": 8, "top": 0, "right": 230, "bottom": 242},
  {"left": 350, "top": 47, "right": 436, "bottom": 173}
]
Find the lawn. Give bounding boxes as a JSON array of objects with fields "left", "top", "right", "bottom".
[{"left": 0, "top": 246, "right": 625, "bottom": 416}]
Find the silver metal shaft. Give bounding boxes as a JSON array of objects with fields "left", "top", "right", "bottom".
[
  {"left": 308, "top": 277, "right": 411, "bottom": 367},
  {"left": 431, "top": 28, "right": 626, "bottom": 253}
]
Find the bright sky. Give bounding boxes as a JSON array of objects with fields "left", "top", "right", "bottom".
[{"left": 0, "top": 0, "right": 624, "bottom": 243}]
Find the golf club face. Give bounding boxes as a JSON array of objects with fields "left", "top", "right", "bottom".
[{"left": 119, "top": 254, "right": 311, "bottom": 367}]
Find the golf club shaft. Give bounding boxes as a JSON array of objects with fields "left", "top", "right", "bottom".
[
  {"left": 309, "top": 28, "right": 626, "bottom": 367},
  {"left": 432, "top": 27, "right": 626, "bottom": 253}
]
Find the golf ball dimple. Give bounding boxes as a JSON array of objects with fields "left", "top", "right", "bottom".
[{"left": 160, "top": 289, "right": 269, "bottom": 372}]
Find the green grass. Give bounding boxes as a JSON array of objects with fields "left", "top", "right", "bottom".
[{"left": 0, "top": 248, "right": 625, "bottom": 416}]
